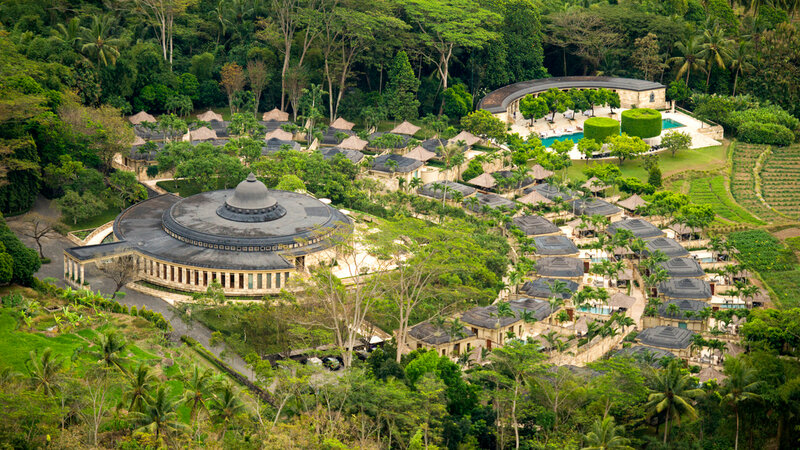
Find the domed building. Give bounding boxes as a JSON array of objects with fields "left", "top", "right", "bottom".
[{"left": 63, "top": 174, "right": 352, "bottom": 296}]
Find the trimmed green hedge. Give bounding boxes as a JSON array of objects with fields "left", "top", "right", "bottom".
[
  {"left": 738, "top": 121, "right": 794, "bottom": 146},
  {"left": 583, "top": 117, "right": 620, "bottom": 143},
  {"left": 621, "top": 108, "right": 662, "bottom": 138}
]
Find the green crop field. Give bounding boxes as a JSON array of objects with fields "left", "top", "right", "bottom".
[
  {"left": 760, "top": 145, "right": 800, "bottom": 220},
  {"left": 730, "top": 142, "right": 786, "bottom": 223},
  {"left": 687, "top": 176, "right": 764, "bottom": 225}
]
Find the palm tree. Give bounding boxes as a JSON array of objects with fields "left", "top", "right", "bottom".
[
  {"left": 26, "top": 348, "right": 64, "bottom": 396},
  {"left": 646, "top": 360, "right": 705, "bottom": 443},
  {"left": 95, "top": 331, "right": 127, "bottom": 372},
  {"left": 728, "top": 41, "right": 754, "bottom": 96},
  {"left": 131, "top": 385, "right": 188, "bottom": 442},
  {"left": 699, "top": 27, "right": 733, "bottom": 87},
  {"left": 52, "top": 17, "right": 83, "bottom": 52},
  {"left": 721, "top": 357, "right": 762, "bottom": 450},
  {"left": 582, "top": 416, "right": 633, "bottom": 450},
  {"left": 81, "top": 14, "right": 123, "bottom": 67},
  {"left": 182, "top": 366, "right": 217, "bottom": 427},
  {"left": 669, "top": 36, "right": 706, "bottom": 84},
  {"left": 448, "top": 318, "right": 469, "bottom": 339},
  {"left": 689, "top": 334, "right": 706, "bottom": 358},
  {"left": 209, "top": 382, "right": 245, "bottom": 440},
  {"left": 126, "top": 363, "right": 156, "bottom": 413}
]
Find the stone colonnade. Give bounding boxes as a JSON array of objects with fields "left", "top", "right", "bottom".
[{"left": 63, "top": 252, "right": 293, "bottom": 296}]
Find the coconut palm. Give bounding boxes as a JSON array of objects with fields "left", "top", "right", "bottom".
[
  {"left": 130, "top": 385, "right": 188, "bottom": 442},
  {"left": 699, "top": 27, "right": 733, "bottom": 87},
  {"left": 182, "top": 365, "right": 217, "bottom": 427},
  {"left": 209, "top": 382, "right": 245, "bottom": 440},
  {"left": 26, "top": 348, "right": 64, "bottom": 396},
  {"left": 646, "top": 360, "right": 704, "bottom": 443},
  {"left": 669, "top": 36, "right": 706, "bottom": 84},
  {"left": 448, "top": 318, "right": 469, "bottom": 339},
  {"left": 0, "top": 366, "right": 21, "bottom": 387},
  {"left": 126, "top": 363, "right": 156, "bottom": 413},
  {"left": 689, "top": 333, "right": 706, "bottom": 358},
  {"left": 95, "top": 331, "right": 127, "bottom": 372},
  {"left": 721, "top": 357, "right": 762, "bottom": 450},
  {"left": 81, "top": 14, "right": 123, "bottom": 67},
  {"left": 52, "top": 17, "right": 83, "bottom": 52},
  {"left": 729, "top": 41, "right": 754, "bottom": 96}
]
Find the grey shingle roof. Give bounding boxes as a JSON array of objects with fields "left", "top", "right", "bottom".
[
  {"left": 658, "top": 257, "right": 705, "bottom": 278},
  {"left": 637, "top": 326, "right": 695, "bottom": 349},
  {"left": 320, "top": 127, "right": 354, "bottom": 145},
  {"left": 418, "top": 181, "right": 475, "bottom": 200},
  {"left": 263, "top": 138, "right": 301, "bottom": 154},
  {"left": 408, "top": 321, "right": 475, "bottom": 345},
  {"left": 318, "top": 147, "right": 364, "bottom": 164},
  {"left": 510, "top": 215, "right": 559, "bottom": 236},
  {"left": 525, "top": 183, "right": 574, "bottom": 202},
  {"left": 615, "top": 345, "right": 676, "bottom": 364},
  {"left": 658, "top": 278, "right": 712, "bottom": 299},
  {"left": 478, "top": 76, "right": 665, "bottom": 114},
  {"left": 645, "top": 237, "right": 689, "bottom": 258},
  {"left": 535, "top": 257, "right": 584, "bottom": 278},
  {"left": 533, "top": 235, "right": 579, "bottom": 256},
  {"left": 607, "top": 219, "right": 664, "bottom": 239},
  {"left": 570, "top": 198, "right": 621, "bottom": 217},
  {"left": 461, "top": 298, "right": 553, "bottom": 329},
  {"left": 520, "top": 278, "right": 578, "bottom": 299},
  {"left": 371, "top": 154, "right": 424, "bottom": 173},
  {"left": 658, "top": 299, "right": 708, "bottom": 320},
  {"left": 465, "top": 192, "right": 516, "bottom": 211}
]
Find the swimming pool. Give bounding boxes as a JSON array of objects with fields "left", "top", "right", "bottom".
[
  {"left": 540, "top": 118, "right": 684, "bottom": 147},
  {"left": 577, "top": 305, "right": 612, "bottom": 315}
]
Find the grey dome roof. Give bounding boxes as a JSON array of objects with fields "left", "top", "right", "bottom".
[
  {"left": 226, "top": 173, "right": 277, "bottom": 211},
  {"left": 217, "top": 173, "right": 286, "bottom": 222}
]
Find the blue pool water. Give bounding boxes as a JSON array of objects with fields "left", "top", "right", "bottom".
[
  {"left": 540, "top": 118, "right": 684, "bottom": 148},
  {"left": 577, "top": 305, "right": 612, "bottom": 315}
]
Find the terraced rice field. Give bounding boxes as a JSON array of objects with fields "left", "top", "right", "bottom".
[
  {"left": 760, "top": 145, "right": 800, "bottom": 220},
  {"left": 688, "top": 175, "right": 764, "bottom": 225},
  {"left": 730, "top": 142, "right": 785, "bottom": 223}
]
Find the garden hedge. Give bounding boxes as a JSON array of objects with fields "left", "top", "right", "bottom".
[
  {"left": 621, "top": 108, "right": 662, "bottom": 138},
  {"left": 737, "top": 121, "right": 794, "bottom": 146},
  {"left": 583, "top": 117, "right": 620, "bottom": 143}
]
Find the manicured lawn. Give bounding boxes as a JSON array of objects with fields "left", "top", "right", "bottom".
[
  {"left": 65, "top": 206, "right": 121, "bottom": 231},
  {"left": 567, "top": 144, "right": 728, "bottom": 181}
]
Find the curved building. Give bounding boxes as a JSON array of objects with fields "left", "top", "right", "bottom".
[
  {"left": 64, "top": 174, "right": 352, "bottom": 296},
  {"left": 478, "top": 76, "right": 666, "bottom": 123}
]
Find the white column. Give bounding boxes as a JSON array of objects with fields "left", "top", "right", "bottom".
[
  {"left": 79, "top": 265, "right": 85, "bottom": 285},
  {"left": 68, "top": 259, "right": 74, "bottom": 280},
  {"left": 63, "top": 255, "right": 68, "bottom": 278},
  {"left": 233, "top": 272, "right": 239, "bottom": 289}
]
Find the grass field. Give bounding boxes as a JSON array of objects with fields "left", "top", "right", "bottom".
[
  {"left": 567, "top": 144, "right": 728, "bottom": 181},
  {"left": 66, "top": 206, "right": 121, "bottom": 231},
  {"left": 760, "top": 145, "right": 800, "bottom": 220},
  {"left": 729, "top": 230, "right": 800, "bottom": 308}
]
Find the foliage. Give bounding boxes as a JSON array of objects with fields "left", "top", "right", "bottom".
[
  {"left": 661, "top": 130, "right": 692, "bottom": 157},
  {"left": 729, "top": 230, "right": 796, "bottom": 272},
  {"left": 620, "top": 108, "right": 662, "bottom": 139},
  {"left": 442, "top": 84, "right": 473, "bottom": 120},
  {"left": 607, "top": 133, "right": 648, "bottom": 165},
  {"left": 385, "top": 51, "right": 420, "bottom": 121},
  {"left": 737, "top": 122, "right": 794, "bottom": 146},
  {"left": 460, "top": 110, "right": 506, "bottom": 141},
  {"left": 583, "top": 117, "right": 620, "bottom": 143},
  {"left": 0, "top": 214, "right": 40, "bottom": 285}
]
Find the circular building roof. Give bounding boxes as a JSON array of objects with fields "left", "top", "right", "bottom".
[{"left": 109, "top": 175, "right": 352, "bottom": 270}]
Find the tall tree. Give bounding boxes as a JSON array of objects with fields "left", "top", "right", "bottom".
[
  {"left": 631, "top": 33, "right": 665, "bottom": 81},
  {"left": 402, "top": 0, "right": 499, "bottom": 112},
  {"left": 130, "top": 0, "right": 197, "bottom": 65},
  {"left": 220, "top": 62, "right": 245, "bottom": 114},
  {"left": 320, "top": 0, "right": 407, "bottom": 121},
  {"left": 721, "top": 357, "right": 762, "bottom": 450},
  {"left": 645, "top": 361, "right": 704, "bottom": 443},
  {"left": 80, "top": 14, "right": 123, "bottom": 67},
  {"left": 247, "top": 60, "right": 270, "bottom": 118},
  {"left": 669, "top": 36, "right": 705, "bottom": 84},
  {"left": 384, "top": 51, "right": 420, "bottom": 121}
]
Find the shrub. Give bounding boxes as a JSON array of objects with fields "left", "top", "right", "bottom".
[
  {"left": 583, "top": 117, "right": 620, "bottom": 142},
  {"left": 728, "top": 106, "right": 799, "bottom": 133},
  {"left": 461, "top": 159, "right": 483, "bottom": 182},
  {"left": 620, "top": 108, "right": 662, "bottom": 138},
  {"left": 737, "top": 121, "right": 794, "bottom": 146},
  {"left": 617, "top": 176, "right": 656, "bottom": 195}
]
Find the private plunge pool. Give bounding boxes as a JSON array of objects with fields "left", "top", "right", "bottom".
[
  {"left": 540, "top": 118, "right": 685, "bottom": 148},
  {"left": 577, "top": 305, "right": 612, "bottom": 315}
]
